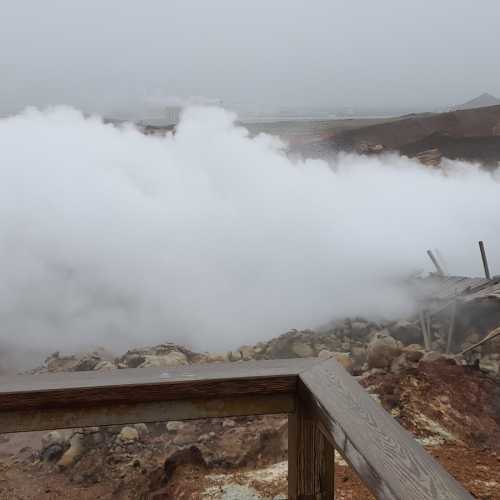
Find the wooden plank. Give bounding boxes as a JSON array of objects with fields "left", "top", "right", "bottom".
[
  {"left": 299, "top": 359, "right": 474, "bottom": 500},
  {"left": 427, "top": 249, "right": 445, "bottom": 276},
  {"left": 0, "top": 359, "right": 316, "bottom": 412},
  {"left": 461, "top": 325, "right": 500, "bottom": 355},
  {"left": 446, "top": 300, "right": 457, "bottom": 354},
  {"left": 288, "top": 397, "right": 335, "bottom": 500},
  {"left": 479, "top": 240, "right": 491, "bottom": 279},
  {"left": 419, "top": 310, "right": 431, "bottom": 351},
  {"left": 0, "top": 393, "right": 294, "bottom": 434}
]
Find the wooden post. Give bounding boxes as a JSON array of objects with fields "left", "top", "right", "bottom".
[
  {"left": 434, "top": 248, "right": 449, "bottom": 276},
  {"left": 427, "top": 249, "right": 445, "bottom": 276},
  {"left": 478, "top": 241, "right": 491, "bottom": 280},
  {"left": 446, "top": 300, "right": 457, "bottom": 354},
  {"left": 288, "top": 400, "right": 335, "bottom": 499},
  {"left": 419, "top": 310, "right": 431, "bottom": 351}
]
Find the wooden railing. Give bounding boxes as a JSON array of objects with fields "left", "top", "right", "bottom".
[{"left": 0, "top": 358, "right": 473, "bottom": 499}]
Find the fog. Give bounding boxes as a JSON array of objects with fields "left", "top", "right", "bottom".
[
  {"left": 1, "top": 1, "right": 500, "bottom": 116},
  {"left": 1, "top": 106, "right": 499, "bottom": 364}
]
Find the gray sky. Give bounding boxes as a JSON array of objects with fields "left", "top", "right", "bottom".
[{"left": 1, "top": 0, "right": 499, "bottom": 116}]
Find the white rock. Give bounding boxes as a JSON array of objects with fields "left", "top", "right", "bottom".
[
  {"left": 138, "top": 351, "right": 188, "bottom": 368},
  {"left": 134, "top": 423, "right": 149, "bottom": 438},
  {"left": 166, "top": 421, "right": 185, "bottom": 432},
  {"left": 117, "top": 426, "right": 140, "bottom": 443},
  {"left": 291, "top": 341, "right": 314, "bottom": 358},
  {"left": 94, "top": 360, "right": 116, "bottom": 371},
  {"left": 239, "top": 346, "right": 255, "bottom": 361},
  {"left": 229, "top": 350, "right": 242, "bottom": 362}
]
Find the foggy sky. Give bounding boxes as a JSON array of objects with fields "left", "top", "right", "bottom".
[{"left": 1, "top": 0, "right": 500, "bottom": 116}]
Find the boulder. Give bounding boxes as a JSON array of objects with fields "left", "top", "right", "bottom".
[
  {"left": 41, "top": 443, "right": 65, "bottom": 463},
  {"left": 229, "top": 350, "right": 242, "bottom": 362},
  {"left": 480, "top": 356, "right": 500, "bottom": 375},
  {"left": 420, "top": 351, "right": 459, "bottom": 365},
  {"left": 239, "top": 346, "right": 255, "bottom": 361},
  {"left": 166, "top": 421, "right": 185, "bottom": 433},
  {"left": 138, "top": 351, "right": 188, "bottom": 368},
  {"left": 58, "top": 433, "right": 84, "bottom": 468},
  {"left": 367, "top": 331, "right": 402, "bottom": 370},
  {"left": 390, "top": 352, "right": 421, "bottom": 375},
  {"left": 291, "top": 341, "right": 314, "bottom": 358},
  {"left": 134, "top": 423, "right": 149, "bottom": 438},
  {"left": 390, "top": 320, "right": 423, "bottom": 345},
  {"left": 403, "top": 344, "right": 425, "bottom": 363},
  {"left": 117, "top": 426, "right": 140, "bottom": 443},
  {"left": 204, "top": 352, "right": 229, "bottom": 363},
  {"left": 94, "top": 360, "right": 116, "bottom": 371},
  {"left": 351, "top": 346, "right": 367, "bottom": 368},
  {"left": 41, "top": 430, "right": 66, "bottom": 449}
]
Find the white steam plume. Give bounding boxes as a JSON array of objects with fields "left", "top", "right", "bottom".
[{"left": 1, "top": 106, "right": 500, "bottom": 363}]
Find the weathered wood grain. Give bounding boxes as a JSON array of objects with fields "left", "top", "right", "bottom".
[
  {"left": 299, "top": 358, "right": 474, "bottom": 500},
  {"left": 1, "top": 393, "right": 294, "bottom": 433},
  {"left": 0, "top": 359, "right": 315, "bottom": 413},
  {"left": 288, "top": 399, "right": 335, "bottom": 499}
]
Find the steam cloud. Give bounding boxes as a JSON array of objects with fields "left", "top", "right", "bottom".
[{"left": 1, "top": 106, "right": 500, "bottom": 364}]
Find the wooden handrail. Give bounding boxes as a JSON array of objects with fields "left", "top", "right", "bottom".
[{"left": 0, "top": 358, "right": 473, "bottom": 499}]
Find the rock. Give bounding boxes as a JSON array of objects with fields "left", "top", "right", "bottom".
[
  {"left": 420, "top": 351, "right": 458, "bottom": 364},
  {"left": 41, "top": 430, "right": 66, "bottom": 449},
  {"left": 74, "top": 354, "right": 102, "bottom": 372},
  {"left": 239, "top": 346, "right": 255, "bottom": 361},
  {"left": 204, "top": 352, "right": 229, "bottom": 363},
  {"left": 198, "top": 433, "right": 211, "bottom": 443},
  {"left": 291, "top": 341, "right": 314, "bottom": 358},
  {"left": 403, "top": 344, "right": 425, "bottom": 363},
  {"left": 41, "top": 443, "right": 65, "bottom": 463},
  {"left": 58, "top": 433, "right": 84, "bottom": 468},
  {"left": 117, "top": 426, "right": 140, "bottom": 443},
  {"left": 390, "top": 352, "right": 421, "bottom": 374},
  {"left": 351, "top": 346, "right": 367, "bottom": 368},
  {"left": 390, "top": 320, "right": 423, "bottom": 345},
  {"left": 45, "top": 352, "right": 79, "bottom": 373},
  {"left": 166, "top": 421, "right": 185, "bottom": 432},
  {"left": 138, "top": 351, "right": 188, "bottom": 368},
  {"left": 173, "top": 428, "right": 199, "bottom": 446},
  {"left": 367, "top": 332, "right": 402, "bottom": 370},
  {"left": 94, "top": 360, "right": 116, "bottom": 371},
  {"left": 480, "top": 356, "right": 500, "bottom": 375},
  {"left": 134, "top": 423, "right": 149, "bottom": 438},
  {"left": 229, "top": 350, "right": 242, "bottom": 362},
  {"left": 416, "top": 148, "right": 442, "bottom": 167}
]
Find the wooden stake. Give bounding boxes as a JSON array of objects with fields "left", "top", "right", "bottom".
[
  {"left": 478, "top": 241, "right": 491, "bottom": 280},
  {"left": 461, "top": 326, "right": 500, "bottom": 355},
  {"left": 427, "top": 250, "right": 445, "bottom": 276},
  {"left": 419, "top": 310, "right": 431, "bottom": 351},
  {"left": 446, "top": 300, "right": 457, "bottom": 354}
]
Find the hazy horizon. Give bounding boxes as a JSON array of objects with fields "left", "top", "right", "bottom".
[{"left": 2, "top": 1, "right": 500, "bottom": 118}]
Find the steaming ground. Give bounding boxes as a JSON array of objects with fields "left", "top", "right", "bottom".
[{"left": 1, "top": 106, "right": 500, "bottom": 365}]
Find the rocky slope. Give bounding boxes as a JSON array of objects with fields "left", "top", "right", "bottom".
[{"left": 1, "top": 316, "right": 499, "bottom": 499}]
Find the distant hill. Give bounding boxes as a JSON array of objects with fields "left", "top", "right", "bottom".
[
  {"left": 296, "top": 104, "right": 500, "bottom": 167},
  {"left": 454, "top": 93, "right": 500, "bottom": 111}
]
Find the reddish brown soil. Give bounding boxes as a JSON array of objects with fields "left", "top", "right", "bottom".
[
  {"left": 336, "top": 444, "right": 500, "bottom": 500},
  {"left": 362, "top": 360, "right": 500, "bottom": 450}
]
